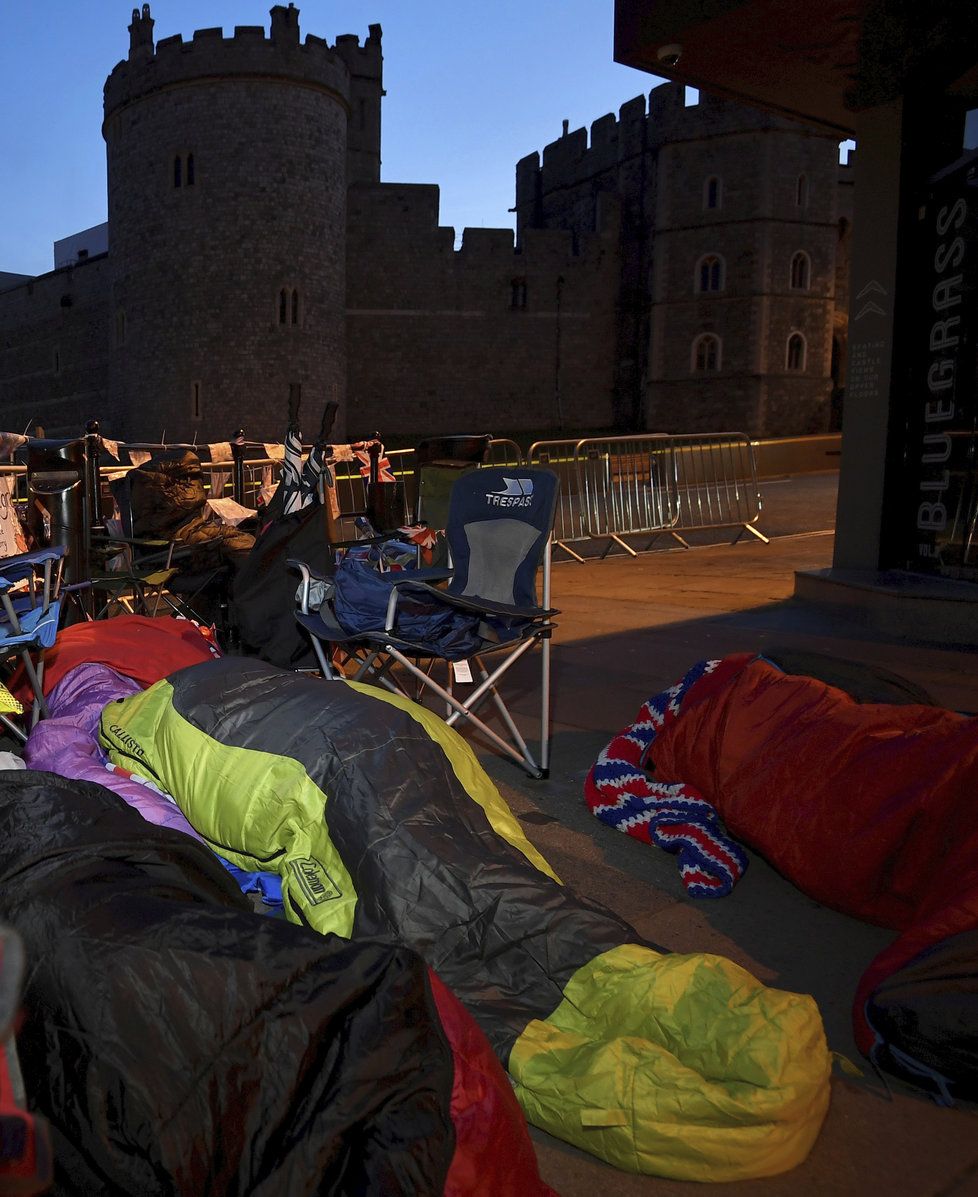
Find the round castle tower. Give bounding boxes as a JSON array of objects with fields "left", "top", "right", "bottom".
[{"left": 103, "top": 3, "right": 382, "bottom": 442}]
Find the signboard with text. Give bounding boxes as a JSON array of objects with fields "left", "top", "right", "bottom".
[{"left": 904, "top": 153, "right": 978, "bottom": 578}]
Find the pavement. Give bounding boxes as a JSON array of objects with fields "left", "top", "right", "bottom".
[{"left": 474, "top": 471, "right": 978, "bottom": 1197}]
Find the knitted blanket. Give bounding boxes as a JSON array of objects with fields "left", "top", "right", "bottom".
[{"left": 584, "top": 659, "right": 749, "bottom": 897}]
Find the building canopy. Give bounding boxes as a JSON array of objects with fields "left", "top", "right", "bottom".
[{"left": 614, "top": 0, "right": 978, "bottom": 135}]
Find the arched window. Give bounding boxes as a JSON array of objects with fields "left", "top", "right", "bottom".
[
  {"left": 278, "top": 289, "right": 288, "bottom": 324},
  {"left": 291, "top": 289, "right": 300, "bottom": 325},
  {"left": 790, "top": 251, "right": 811, "bottom": 290},
  {"left": 692, "top": 333, "right": 721, "bottom": 373},
  {"left": 173, "top": 155, "right": 182, "bottom": 188},
  {"left": 796, "top": 173, "right": 809, "bottom": 207},
  {"left": 703, "top": 176, "right": 722, "bottom": 210},
  {"left": 696, "top": 254, "right": 724, "bottom": 293},
  {"left": 786, "top": 332, "right": 806, "bottom": 371},
  {"left": 186, "top": 153, "right": 195, "bottom": 186}
]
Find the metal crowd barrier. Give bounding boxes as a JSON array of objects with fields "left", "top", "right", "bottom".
[
  {"left": 576, "top": 434, "right": 678, "bottom": 559},
  {"left": 2, "top": 431, "right": 765, "bottom": 566},
  {"left": 529, "top": 431, "right": 766, "bottom": 560},
  {"left": 528, "top": 439, "right": 590, "bottom": 562},
  {"left": 668, "top": 432, "right": 768, "bottom": 547}
]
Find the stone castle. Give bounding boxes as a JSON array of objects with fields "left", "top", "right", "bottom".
[{"left": 0, "top": 4, "right": 851, "bottom": 445}]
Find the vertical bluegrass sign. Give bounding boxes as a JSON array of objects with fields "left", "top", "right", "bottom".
[{"left": 907, "top": 156, "right": 978, "bottom": 578}]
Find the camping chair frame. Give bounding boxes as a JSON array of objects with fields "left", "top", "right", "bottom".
[
  {"left": 0, "top": 546, "right": 65, "bottom": 737},
  {"left": 102, "top": 471, "right": 235, "bottom": 633},
  {"left": 292, "top": 465, "right": 559, "bottom": 779}
]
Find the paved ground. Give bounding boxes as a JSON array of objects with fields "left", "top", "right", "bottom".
[{"left": 473, "top": 472, "right": 978, "bottom": 1197}]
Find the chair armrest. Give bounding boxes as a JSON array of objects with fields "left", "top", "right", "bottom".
[
  {"left": 287, "top": 558, "right": 334, "bottom": 615},
  {"left": 92, "top": 532, "right": 180, "bottom": 571},
  {"left": 382, "top": 567, "right": 455, "bottom": 630},
  {"left": 395, "top": 581, "right": 558, "bottom": 622}
]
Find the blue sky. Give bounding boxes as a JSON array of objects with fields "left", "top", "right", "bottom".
[{"left": 0, "top": 0, "right": 664, "bottom": 276}]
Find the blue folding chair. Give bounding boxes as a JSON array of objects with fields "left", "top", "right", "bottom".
[
  {"left": 293, "top": 466, "right": 559, "bottom": 778},
  {"left": 0, "top": 547, "right": 65, "bottom": 738}
]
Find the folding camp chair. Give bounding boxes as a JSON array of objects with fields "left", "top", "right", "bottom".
[
  {"left": 89, "top": 476, "right": 179, "bottom": 618},
  {"left": 293, "top": 465, "right": 559, "bottom": 778},
  {"left": 0, "top": 546, "right": 65, "bottom": 738},
  {"left": 100, "top": 468, "right": 238, "bottom": 633},
  {"left": 406, "top": 434, "right": 492, "bottom": 565}
]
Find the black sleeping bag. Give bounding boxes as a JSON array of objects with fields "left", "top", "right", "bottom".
[{"left": 0, "top": 771, "right": 460, "bottom": 1196}]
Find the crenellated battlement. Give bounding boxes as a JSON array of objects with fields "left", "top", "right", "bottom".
[
  {"left": 518, "top": 82, "right": 833, "bottom": 205},
  {"left": 104, "top": 4, "right": 380, "bottom": 119},
  {"left": 347, "top": 183, "right": 614, "bottom": 271}
]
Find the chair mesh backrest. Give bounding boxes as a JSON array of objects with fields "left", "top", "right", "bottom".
[
  {"left": 445, "top": 467, "right": 558, "bottom": 607},
  {"left": 413, "top": 435, "right": 492, "bottom": 527}
]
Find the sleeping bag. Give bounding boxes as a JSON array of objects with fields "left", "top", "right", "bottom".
[
  {"left": 0, "top": 771, "right": 551, "bottom": 1197},
  {"left": 98, "top": 655, "right": 832, "bottom": 1182},
  {"left": 631, "top": 652, "right": 978, "bottom": 1100}
]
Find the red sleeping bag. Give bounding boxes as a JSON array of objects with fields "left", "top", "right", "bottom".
[
  {"left": 19, "top": 614, "right": 219, "bottom": 699},
  {"left": 648, "top": 654, "right": 978, "bottom": 1092}
]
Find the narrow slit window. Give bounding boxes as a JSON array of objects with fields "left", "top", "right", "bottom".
[
  {"left": 796, "top": 173, "right": 809, "bottom": 207},
  {"left": 191, "top": 381, "right": 202, "bottom": 421},
  {"left": 790, "top": 251, "right": 811, "bottom": 290},
  {"left": 186, "top": 153, "right": 195, "bottom": 186},
  {"left": 278, "top": 289, "right": 288, "bottom": 325},
  {"left": 173, "top": 155, "right": 182, "bottom": 188},
  {"left": 510, "top": 277, "right": 527, "bottom": 309},
  {"left": 703, "top": 176, "right": 721, "bottom": 210}
]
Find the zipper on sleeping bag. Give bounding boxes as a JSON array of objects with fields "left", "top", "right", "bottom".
[{"left": 205, "top": 837, "right": 286, "bottom": 867}]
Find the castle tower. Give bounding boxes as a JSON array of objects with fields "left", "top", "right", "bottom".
[{"left": 102, "top": 4, "right": 378, "bottom": 441}]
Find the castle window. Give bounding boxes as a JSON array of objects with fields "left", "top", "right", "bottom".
[
  {"left": 786, "top": 333, "right": 807, "bottom": 371},
  {"left": 52, "top": 347, "right": 61, "bottom": 376},
  {"left": 692, "top": 333, "right": 721, "bottom": 373},
  {"left": 796, "top": 173, "right": 809, "bottom": 207},
  {"left": 278, "top": 287, "right": 300, "bottom": 325},
  {"left": 703, "top": 176, "right": 722, "bottom": 210},
  {"left": 173, "top": 153, "right": 195, "bottom": 188},
  {"left": 510, "top": 277, "right": 527, "bottom": 309},
  {"left": 191, "top": 381, "right": 203, "bottom": 422},
  {"left": 790, "top": 250, "right": 811, "bottom": 290},
  {"left": 696, "top": 254, "right": 724, "bottom": 293}
]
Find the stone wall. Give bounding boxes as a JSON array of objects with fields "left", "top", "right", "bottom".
[
  {"left": 0, "top": 257, "right": 110, "bottom": 438},
  {"left": 100, "top": 4, "right": 360, "bottom": 442},
  {"left": 346, "top": 184, "right": 619, "bottom": 438},
  {"left": 516, "top": 82, "right": 848, "bottom": 437}
]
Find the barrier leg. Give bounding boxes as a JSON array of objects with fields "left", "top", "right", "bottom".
[
  {"left": 732, "top": 523, "right": 770, "bottom": 545},
  {"left": 553, "top": 539, "right": 587, "bottom": 564}
]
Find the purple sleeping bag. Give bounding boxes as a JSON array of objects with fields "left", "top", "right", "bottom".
[{"left": 24, "top": 662, "right": 207, "bottom": 843}]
